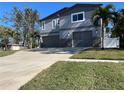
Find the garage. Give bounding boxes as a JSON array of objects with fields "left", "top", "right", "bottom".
[
  {"left": 73, "top": 31, "right": 93, "bottom": 47},
  {"left": 42, "top": 35, "right": 60, "bottom": 47}
]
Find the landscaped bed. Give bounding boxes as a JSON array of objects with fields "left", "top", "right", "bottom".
[
  {"left": 0, "top": 50, "right": 16, "bottom": 57},
  {"left": 71, "top": 49, "right": 124, "bottom": 60},
  {"left": 20, "top": 62, "right": 124, "bottom": 90}
]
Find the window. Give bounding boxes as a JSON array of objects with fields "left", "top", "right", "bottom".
[
  {"left": 78, "top": 13, "right": 83, "bottom": 20},
  {"left": 41, "top": 21, "right": 45, "bottom": 30},
  {"left": 52, "top": 18, "right": 59, "bottom": 29},
  {"left": 56, "top": 18, "right": 60, "bottom": 25},
  {"left": 52, "top": 19, "right": 56, "bottom": 29},
  {"left": 73, "top": 15, "right": 78, "bottom": 21},
  {"left": 71, "top": 12, "right": 85, "bottom": 23}
]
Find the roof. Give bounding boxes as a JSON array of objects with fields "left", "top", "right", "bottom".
[{"left": 40, "top": 4, "right": 103, "bottom": 21}]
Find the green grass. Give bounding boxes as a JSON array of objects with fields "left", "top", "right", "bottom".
[
  {"left": 71, "top": 49, "right": 124, "bottom": 60},
  {"left": 20, "top": 62, "right": 124, "bottom": 90},
  {"left": 0, "top": 50, "right": 16, "bottom": 57}
]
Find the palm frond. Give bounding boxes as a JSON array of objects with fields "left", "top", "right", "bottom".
[{"left": 105, "top": 4, "right": 115, "bottom": 11}]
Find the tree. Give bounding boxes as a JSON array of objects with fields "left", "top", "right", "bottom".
[
  {"left": 12, "top": 7, "right": 23, "bottom": 44},
  {"left": 2, "top": 7, "right": 23, "bottom": 44},
  {"left": 0, "top": 26, "right": 15, "bottom": 50},
  {"left": 112, "top": 9, "right": 124, "bottom": 48},
  {"left": 24, "top": 8, "right": 39, "bottom": 48},
  {"left": 10, "top": 30, "right": 21, "bottom": 44},
  {"left": 92, "top": 4, "right": 116, "bottom": 49},
  {"left": 23, "top": 8, "right": 33, "bottom": 48},
  {"left": 1, "top": 7, "right": 40, "bottom": 49},
  {"left": 30, "top": 31, "right": 40, "bottom": 48},
  {"left": 23, "top": 8, "right": 39, "bottom": 48},
  {"left": 30, "top": 10, "right": 39, "bottom": 48}
]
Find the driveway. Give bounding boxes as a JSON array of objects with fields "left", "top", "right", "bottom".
[{"left": 0, "top": 48, "right": 84, "bottom": 90}]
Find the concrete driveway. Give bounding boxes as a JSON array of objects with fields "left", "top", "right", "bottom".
[{"left": 0, "top": 48, "right": 83, "bottom": 90}]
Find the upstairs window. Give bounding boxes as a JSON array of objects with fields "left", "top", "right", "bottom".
[
  {"left": 71, "top": 12, "right": 85, "bottom": 23},
  {"left": 52, "top": 18, "right": 59, "bottom": 29},
  {"left": 73, "top": 15, "right": 78, "bottom": 21},
  {"left": 41, "top": 21, "right": 45, "bottom": 30},
  {"left": 52, "top": 19, "right": 56, "bottom": 29}
]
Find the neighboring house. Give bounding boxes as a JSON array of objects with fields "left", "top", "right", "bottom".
[{"left": 40, "top": 4, "right": 102, "bottom": 47}]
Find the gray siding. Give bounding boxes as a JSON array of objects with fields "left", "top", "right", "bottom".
[
  {"left": 59, "top": 27, "right": 101, "bottom": 39},
  {"left": 41, "top": 6, "right": 97, "bottom": 33},
  {"left": 41, "top": 19, "right": 53, "bottom": 32},
  {"left": 60, "top": 7, "right": 96, "bottom": 29},
  {"left": 40, "top": 5, "right": 101, "bottom": 47}
]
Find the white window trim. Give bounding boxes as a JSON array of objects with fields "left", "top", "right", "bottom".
[
  {"left": 52, "top": 18, "right": 59, "bottom": 29},
  {"left": 41, "top": 21, "right": 45, "bottom": 30},
  {"left": 56, "top": 18, "right": 59, "bottom": 25},
  {"left": 71, "top": 11, "right": 85, "bottom": 23},
  {"left": 52, "top": 19, "right": 56, "bottom": 29}
]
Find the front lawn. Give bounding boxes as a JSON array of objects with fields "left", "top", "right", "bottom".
[
  {"left": 0, "top": 50, "right": 16, "bottom": 57},
  {"left": 71, "top": 49, "right": 124, "bottom": 60},
  {"left": 20, "top": 62, "right": 124, "bottom": 90}
]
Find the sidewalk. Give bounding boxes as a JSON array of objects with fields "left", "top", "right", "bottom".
[{"left": 63, "top": 59, "right": 124, "bottom": 63}]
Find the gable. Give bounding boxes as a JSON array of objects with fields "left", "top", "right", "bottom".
[{"left": 40, "top": 4, "right": 102, "bottom": 21}]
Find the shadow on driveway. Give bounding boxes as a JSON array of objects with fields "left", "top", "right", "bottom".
[{"left": 27, "top": 47, "right": 87, "bottom": 54}]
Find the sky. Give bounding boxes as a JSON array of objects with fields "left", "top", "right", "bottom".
[{"left": 0, "top": 2, "right": 124, "bottom": 27}]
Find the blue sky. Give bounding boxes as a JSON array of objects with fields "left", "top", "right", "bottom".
[{"left": 0, "top": 2, "right": 123, "bottom": 27}]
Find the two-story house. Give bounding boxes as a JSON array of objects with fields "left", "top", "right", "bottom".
[{"left": 40, "top": 4, "right": 102, "bottom": 47}]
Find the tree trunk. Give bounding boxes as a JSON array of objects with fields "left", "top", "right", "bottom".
[
  {"left": 23, "top": 27, "right": 27, "bottom": 47},
  {"left": 120, "top": 35, "right": 124, "bottom": 48},
  {"left": 38, "top": 37, "right": 40, "bottom": 48},
  {"left": 31, "top": 26, "right": 35, "bottom": 48},
  {"left": 30, "top": 35, "right": 32, "bottom": 48},
  {"left": 4, "top": 43, "right": 7, "bottom": 51}
]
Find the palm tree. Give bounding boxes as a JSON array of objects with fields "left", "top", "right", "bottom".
[
  {"left": 112, "top": 9, "right": 124, "bottom": 47},
  {"left": 92, "top": 4, "right": 116, "bottom": 49}
]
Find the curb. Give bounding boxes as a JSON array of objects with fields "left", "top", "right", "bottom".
[{"left": 62, "top": 59, "right": 124, "bottom": 63}]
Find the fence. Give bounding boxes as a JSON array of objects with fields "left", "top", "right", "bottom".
[{"left": 104, "top": 37, "right": 119, "bottom": 48}]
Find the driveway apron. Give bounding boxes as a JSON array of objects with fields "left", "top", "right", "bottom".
[{"left": 0, "top": 48, "right": 83, "bottom": 90}]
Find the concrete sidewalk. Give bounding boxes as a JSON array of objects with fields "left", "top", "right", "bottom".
[{"left": 63, "top": 59, "right": 124, "bottom": 63}]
